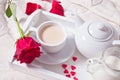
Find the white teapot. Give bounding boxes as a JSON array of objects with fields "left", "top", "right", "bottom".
[{"left": 75, "top": 18, "right": 119, "bottom": 58}]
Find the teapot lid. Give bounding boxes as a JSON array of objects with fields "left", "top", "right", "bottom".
[{"left": 88, "top": 21, "right": 113, "bottom": 41}]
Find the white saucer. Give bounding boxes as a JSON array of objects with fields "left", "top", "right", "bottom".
[{"left": 36, "top": 29, "right": 75, "bottom": 65}]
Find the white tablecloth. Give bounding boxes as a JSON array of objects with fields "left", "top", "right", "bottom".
[{"left": 1, "top": 0, "right": 120, "bottom": 80}]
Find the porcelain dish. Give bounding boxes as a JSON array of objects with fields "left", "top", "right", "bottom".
[
  {"left": 11, "top": 10, "right": 78, "bottom": 80},
  {"left": 29, "top": 26, "right": 75, "bottom": 64},
  {"left": 75, "top": 20, "right": 119, "bottom": 58}
]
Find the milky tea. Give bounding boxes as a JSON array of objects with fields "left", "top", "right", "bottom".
[{"left": 39, "top": 24, "right": 66, "bottom": 45}]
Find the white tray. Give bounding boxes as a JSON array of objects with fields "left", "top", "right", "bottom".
[{"left": 10, "top": 10, "right": 93, "bottom": 80}]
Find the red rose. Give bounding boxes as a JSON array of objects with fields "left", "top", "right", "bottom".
[
  {"left": 14, "top": 37, "right": 42, "bottom": 64},
  {"left": 25, "top": 2, "right": 42, "bottom": 15},
  {"left": 50, "top": 0, "right": 64, "bottom": 16}
]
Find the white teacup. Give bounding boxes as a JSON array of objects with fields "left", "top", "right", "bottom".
[{"left": 36, "top": 21, "right": 67, "bottom": 53}]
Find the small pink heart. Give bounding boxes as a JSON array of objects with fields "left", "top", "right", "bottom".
[
  {"left": 73, "top": 77, "right": 79, "bottom": 80},
  {"left": 66, "top": 74, "right": 71, "bottom": 78},
  {"left": 64, "top": 69, "right": 69, "bottom": 74},
  {"left": 70, "top": 71, "right": 76, "bottom": 76},
  {"left": 62, "top": 64, "right": 67, "bottom": 69},
  {"left": 71, "top": 65, "right": 76, "bottom": 70},
  {"left": 72, "top": 56, "right": 77, "bottom": 62}
]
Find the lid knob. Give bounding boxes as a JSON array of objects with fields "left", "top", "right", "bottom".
[{"left": 88, "top": 21, "right": 113, "bottom": 41}]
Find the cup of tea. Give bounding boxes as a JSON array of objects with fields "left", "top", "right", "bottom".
[{"left": 36, "top": 21, "right": 67, "bottom": 53}]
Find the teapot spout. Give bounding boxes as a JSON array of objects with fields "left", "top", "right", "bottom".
[
  {"left": 68, "top": 9, "right": 84, "bottom": 27},
  {"left": 69, "top": 11, "right": 84, "bottom": 27},
  {"left": 73, "top": 15, "right": 84, "bottom": 27},
  {"left": 72, "top": 14, "right": 84, "bottom": 27}
]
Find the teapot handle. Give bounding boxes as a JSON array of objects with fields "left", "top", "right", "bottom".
[{"left": 87, "top": 58, "right": 102, "bottom": 74}]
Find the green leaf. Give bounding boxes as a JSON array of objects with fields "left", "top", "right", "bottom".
[
  {"left": 10, "top": 3, "right": 17, "bottom": 17},
  {"left": 5, "top": 5, "right": 12, "bottom": 18}
]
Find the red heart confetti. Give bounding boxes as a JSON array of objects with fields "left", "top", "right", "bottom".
[
  {"left": 66, "top": 74, "right": 71, "bottom": 78},
  {"left": 71, "top": 65, "right": 76, "bottom": 70},
  {"left": 70, "top": 71, "right": 76, "bottom": 76},
  {"left": 73, "top": 77, "right": 79, "bottom": 80},
  {"left": 72, "top": 56, "right": 77, "bottom": 62},
  {"left": 64, "top": 69, "right": 69, "bottom": 74},
  {"left": 62, "top": 64, "right": 67, "bottom": 69},
  {"left": 62, "top": 57, "right": 78, "bottom": 79}
]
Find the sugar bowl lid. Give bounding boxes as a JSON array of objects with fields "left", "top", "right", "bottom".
[{"left": 88, "top": 21, "right": 113, "bottom": 41}]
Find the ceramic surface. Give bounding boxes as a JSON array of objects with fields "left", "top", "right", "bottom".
[
  {"left": 11, "top": 10, "right": 93, "bottom": 80},
  {"left": 75, "top": 20, "right": 119, "bottom": 58},
  {"left": 36, "top": 29, "right": 75, "bottom": 64}
]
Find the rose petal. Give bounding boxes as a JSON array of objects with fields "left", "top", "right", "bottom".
[
  {"left": 25, "top": 2, "right": 42, "bottom": 15},
  {"left": 50, "top": 0, "right": 64, "bottom": 16},
  {"left": 14, "top": 37, "right": 41, "bottom": 64}
]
